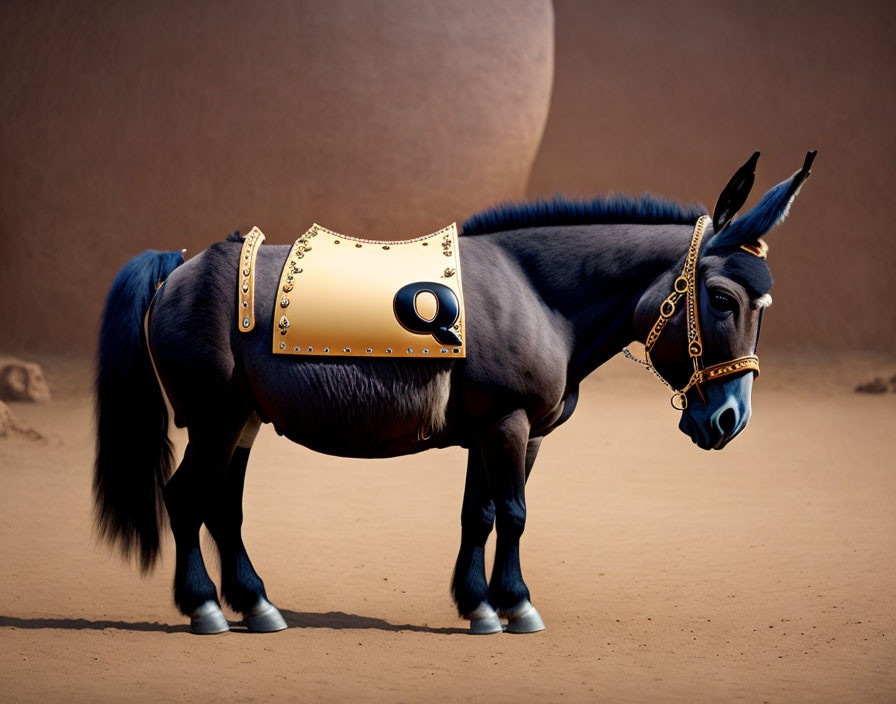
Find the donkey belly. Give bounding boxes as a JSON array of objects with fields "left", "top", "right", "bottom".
[{"left": 247, "top": 357, "right": 456, "bottom": 458}]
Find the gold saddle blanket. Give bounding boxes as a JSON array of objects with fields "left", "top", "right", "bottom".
[{"left": 237, "top": 223, "right": 465, "bottom": 358}]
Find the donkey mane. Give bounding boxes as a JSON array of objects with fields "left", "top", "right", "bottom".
[{"left": 461, "top": 193, "right": 708, "bottom": 236}]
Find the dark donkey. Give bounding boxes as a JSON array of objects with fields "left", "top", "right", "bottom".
[{"left": 94, "top": 151, "right": 815, "bottom": 634}]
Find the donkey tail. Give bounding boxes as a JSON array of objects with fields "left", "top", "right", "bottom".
[{"left": 94, "top": 249, "right": 184, "bottom": 572}]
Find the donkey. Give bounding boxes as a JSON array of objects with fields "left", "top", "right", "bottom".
[{"left": 94, "top": 151, "right": 815, "bottom": 634}]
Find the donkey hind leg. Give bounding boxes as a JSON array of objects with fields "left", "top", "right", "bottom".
[
  {"left": 204, "top": 414, "right": 286, "bottom": 633},
  {"left": 451, "top": 447, "right": 500, "bottom": 634},
  {"left": 163, "top": 440, "right": 230, "bottom": 634},
  {"left": 484, "top": 415, "right": 545, "bottom": 634}
]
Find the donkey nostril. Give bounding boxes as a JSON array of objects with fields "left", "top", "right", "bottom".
[{"left": 718, "top": 407, "right": 737, "bottom": 434}]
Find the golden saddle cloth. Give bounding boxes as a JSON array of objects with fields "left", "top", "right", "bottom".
[{"left": 239, "top": 223, "right": 466, "bottom": 358}]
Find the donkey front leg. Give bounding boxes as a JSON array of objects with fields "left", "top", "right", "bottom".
[
  {"left": 451, "top": 447, "right": 500, "bottom": 633},
  {"left": 483, "top": 411, "right": 545, "bottom": 634},
  {"left": 452, "top": 433, "right": 544, "bottom": 633}
]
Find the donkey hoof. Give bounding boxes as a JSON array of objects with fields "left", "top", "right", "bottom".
[
  {"left": 245, "top": 598, "right": 288, "bottom": 633},
  {"left": 190, "top": 600, "right": 230, "bottom": 635},
  {"left": 466, "top": 602, "right": 503, "bottom": 635},
  {"left": 504, "top": 600, "right": 545, "bottom": 634}
]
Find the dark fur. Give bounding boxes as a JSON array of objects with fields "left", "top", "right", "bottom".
[
  {"left": 94, "top": 154, "right": 813, "bottom": 624},
  {"left": 714, "top": 250, "right": 774, "bottom": 297}
]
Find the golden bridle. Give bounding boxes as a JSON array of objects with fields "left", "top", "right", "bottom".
[{"left": 623, "top": 214, "right": 761, "bottom": 410}]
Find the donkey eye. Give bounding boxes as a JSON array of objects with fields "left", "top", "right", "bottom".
[{"left": 710, "top": 291, "right": 738, "bottom": 312}]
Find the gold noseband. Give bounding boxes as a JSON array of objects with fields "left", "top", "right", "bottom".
[{"left": 624, "top": 215, "right": 760, "bottom": 410}]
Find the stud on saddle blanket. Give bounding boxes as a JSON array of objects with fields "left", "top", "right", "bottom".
[{"left": 237, "top": 223, "right": 466, "bottom": 358}]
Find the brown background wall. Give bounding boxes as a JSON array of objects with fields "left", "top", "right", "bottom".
[
  {"left": 0, "top": 0, "right": 553, "bottom": 353},
  {"left": 1, "top": 0, "right": 894, "bottom": 356},
  {"left": 530, "top": 0, "right": 896, "bottom": 354}
]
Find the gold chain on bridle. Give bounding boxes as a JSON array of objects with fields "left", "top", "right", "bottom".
[{"left": 622, "top": 215, "right": 760, "bottom": 410}]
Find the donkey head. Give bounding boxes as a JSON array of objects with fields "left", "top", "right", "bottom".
[{"left": 639, "top": 150, "right": 816, "bottom": 450}]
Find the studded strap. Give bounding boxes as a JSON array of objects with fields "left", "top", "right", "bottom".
[{"left": 237, "top": 227, "right": 266, "bottom": 332}]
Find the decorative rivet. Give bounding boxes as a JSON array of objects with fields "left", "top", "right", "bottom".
[
  {"left": 441, "top": 348, "right": 448, "bottom": 353},
  {"left": 422, "top": 242, "right": 428, "bottom": 246},
  {"left": 382, "top": 245, "right": 390, "bottom": 250},
  {"left": 386, "top": 348, "right": 392, "bottom": 354},
  {"left": 242, "top": 317, "right": 250, "bottom": 328},
  {"left": 242, "top": 301, "right": 248, "bottom": 308},
  {"left": 453, "top": 348, "right": 460, "bottom": 354},
  {"left": 443, "top": 251, "right": 452, "bottom": 257},
  {"left": 324, "top": 347, "right": 329, "bottom": 352},
  {"left": 334, "top": 240, "right": 340, "bottom": 244},
  {"left": 344, "top": 347, "right": 351, "bottom": 353},
  {"left": 242, "top": 284, "right": 249, "bottom": 293},
  {"left": 407, "top": 348, "right": 413, "bottom": 354},
  {"left": 294, "top": 346, "right": 299, "bottom": 352},
  {"left": 282, "top": 283, "right": 293, "bottom": 293},
  {"left": 366, "top": 348, "right": 373, "bottom": 353},
  {"left": 443, "top": 267, "right": 455, "bottom": 277},
  {"left": 280, "top": 297, "right": 290, "bottom": 308},
  {"left": 423, "top": 349, "right": 429, "bottom": 354},
  {"left": 279, "top": 342, "right": 286, "bottom": 349},
  {"left": 278, "top": 316, "right": 290, "bottom": 329},
  {"left": 308, "top": 346, "right": 313, "bottom": 352},
  {"left": 355, "top": 243, "right": 362, "bottom": 248},
  {"left": 243, "top": 269, "right": 250, "bottom": 276}
]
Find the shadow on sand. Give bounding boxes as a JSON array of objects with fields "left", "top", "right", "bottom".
[
  {"left": 0, "top": 616, "right": 188, "bottom": 633},
  {"left": 0, "top": 611, "right": 468, "bottom": 635},
  {"left": 277, "top": 610, "right": 467, "bottom": 635}
]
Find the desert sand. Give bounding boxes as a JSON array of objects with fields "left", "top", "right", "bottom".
[{"left": 0, "top": 353, "right": 893, "bottom": 702}]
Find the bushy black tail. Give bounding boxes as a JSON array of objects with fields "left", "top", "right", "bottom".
[{"left": 94, "top": 249, "right": 184, "bottom": 572}]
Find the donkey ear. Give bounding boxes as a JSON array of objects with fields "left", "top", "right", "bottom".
[
  {"left": 712, "top": 151, "right": 760, "bottom": 233},
  {"left": 708, "top": 150, "right": 817, "bottom": 250}
]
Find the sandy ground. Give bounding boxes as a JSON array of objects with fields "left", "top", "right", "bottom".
[{"left": 0, "top": 354, "right": 894, "bottom": 703}]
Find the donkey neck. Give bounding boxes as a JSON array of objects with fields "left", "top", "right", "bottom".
[{"left": 488, "top": 222, "right": 694, "bottom": 386}]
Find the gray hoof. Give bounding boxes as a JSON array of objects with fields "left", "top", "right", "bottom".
[
  {"left": 466, "top": 602, "right": 503, "bottom": 635},
  {"left": 190, "top": 600, "right": 229, "bottom": 635},
  {"left": 244, "top": 598, "right": 288, "bottom": 633},
  {"left": 504, "top": 600, "right": 545, "bottom": 634}
]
